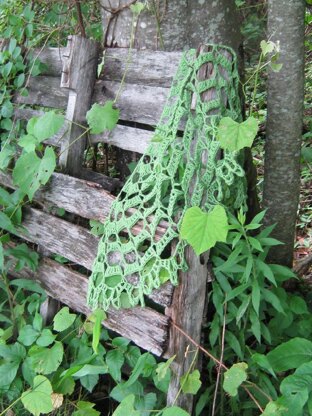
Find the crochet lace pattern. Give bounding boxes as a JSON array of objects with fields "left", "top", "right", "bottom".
[{"left": 87, "top": 45, "right": 247, "bottom": 311}]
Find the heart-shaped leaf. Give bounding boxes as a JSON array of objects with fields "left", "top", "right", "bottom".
[
  {"left": 217, "top": 116, "right": 258, "bottom": 151},
  {"left": 180, "top": 205, "right": 228, "bottom": 255}
]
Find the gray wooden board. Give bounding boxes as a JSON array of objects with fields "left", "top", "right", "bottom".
[
  {"left": 93, "top": 80, "right": 169, "bottom": 125},
  {"left": 3, "top": 201, "right": 172, "bottom": 306},
  {"left": 34, "top": 47, "right": 182, "bottom": 87},
  {"left": 14, "top": 108, "right": 152, "bottom": 154},
  {"left": 9, "top": 256, "right": 168, "bottom": 355},
  {"left": 16, "top": 76, "right": 169, "bottom": 125},
  {"left": 15, "top": 76, "right": 69, "bottom": 109}
]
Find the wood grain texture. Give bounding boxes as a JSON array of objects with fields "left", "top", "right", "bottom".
[
  {"left": 15, "top": 75, "right": 68, "bottom": 109},
  {"left": 14, "top": 107, "right": 152, "bottom": 154},
  {"left": 93, "top": 80, "right": 169, "bottom": 125},
  {"left": 34, "top": 46, "right": 181, "bottom": 87},
  {"left": 59, "top": 36, "right": 100, "bottom": 176},
  {"left": 9, "top": 256, "right": 169, "bottom": 355},
  {"left": 3, "top": 201, "right": 172, "bottom": 307}
]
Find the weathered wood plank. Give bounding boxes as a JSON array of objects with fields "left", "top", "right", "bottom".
[
  {"left": 59, "top": 36, "right": 100, "bottom": 176},
  {"left": 93, "top": 80, "right": 168, "bottom": 125},
  {"left": 9, "top": 256, "right": 169, "bottom": 356},
  {"left": 91, "top": 124, "right": 152, "bottom": 154},
  {"left": 33, "top": 47, "right": 66, "bottom": 77},
  {"left": 100, "top": 48, "right": 182, "bottom": 87},
  {"left": 15, "top": 76, "right": 69, "bottom": 109},
  {"left": 20, "top": 207, "right": 98, "bottom": 270},
  {"left": 8, "top": 205, "right": 171, "bottom": 306},
  {"left": 0, "top": 171, "right": 114, "bottom": 221},
  {"left": 34, "top": 47, "right": 182, "bottom": 87},
  {"left": 14, "top": 107, "right": 152, "bottom": 154},
  {"left": 15, "top": 77, "right": 168, "bottom": 126}
]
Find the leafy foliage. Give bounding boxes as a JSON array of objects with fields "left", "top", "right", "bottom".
[
  {"left": 180, "top": 205, "right": 228, "bottom": 255},
  {"left": 217, "top": 116, "right": 258, "bottom": 151}
]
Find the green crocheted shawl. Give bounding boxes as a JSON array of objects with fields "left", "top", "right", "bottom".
[{"left": 87, "top": 45, "right": 246, "bottom": 311}]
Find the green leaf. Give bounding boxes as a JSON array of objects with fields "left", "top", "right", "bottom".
[
  {"left": 106, "top": 349, "right": 124, "bottom": 382},
  {"left": 73, "top": 364, "right": 108, "bottom": 378},
  {"left": 123, "top": 353, "right": 154, "bottom": 388},
  {"left": 180, "top": 205, "right": 228, "bottom": 255},
  {"left": 18, "top": 324, "right": 40, "bottom": 346},
  {"left": 217, "top": 116, "right": 258, "bottom": 151},
  {"left": 248, "top": 236, "right": 263, "bottom": 252},
  {"left": 252, "top": 353, "right": 276, "bottom": 378},
  {"left": 180, "top": 369, "right": 202, "bottom": 395},
  {"left": 223, "top": 362, "right": 248, "bottom": 397},
  {"left": 252, "top": 279, "right": 260, "bottom": 315},
  {"left": 0, "top": 211, "right": 17, "bottom": 233},
  {"left": 262, "top": 401, "right": 287, "bottom": 416},
  {"left": 0, "top": 362, "right": 20, "bottom": 389},
  {"left": 53, "top": 307, "right": 76, "bottom": 332},
  {"left": 72, "top": 401, "right": 100, "bottom": 416},
  {"left": 91, "top": 309, "right": 106, "bottom": 354},
  {"left": 21, "top": 375, "right": 53, "bottom": 416},
  {"left": 33, "top": 111, "right": 64, "bottom": 141},
  {"left": 260, "top": 40, "right": 275, "bottom": 56},
  {"left": 112, "top": 395, "right": 140, "bottom": 416},
  {"left": 130, "top": 2, "right": 145, "bottom": 15},
  {"left": 225, "top": 332, "right": 243, "bottom": 360},
  {"left": 86, "top": 102, "right": 119, "bottom": 134},
  {"left": 289, "top": 296, "right": 309, "bottom": 315},
  {"left": 267, "top": 338, "right": 312, "bottom": 372},
  {"left": 162, "top": 407, "right": 190, "bottom": 416},
  {"left": 28, "top": 341, "right": 64, "bottom": 375},
  {"left": 12, "top": 147, "right": 56, "bottom": 200},
  {"left": 36, "top": 329, "right": 56, "bottom": 347},
  {"left": 0, "top": 145, "right": 15, "bottom": 170},
  {"left": 155, "top": 355, "right": 175, "bottom": 381},
  {"left": 256, "top": 259, "right": 277, "bottom": 286},
  {"left": 19, "top": 134, "right": 38, "bottom": 153}
]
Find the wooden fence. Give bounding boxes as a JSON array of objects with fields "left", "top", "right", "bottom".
[{"left": 2, "top": 37, "right": 213, "bottom": 412}]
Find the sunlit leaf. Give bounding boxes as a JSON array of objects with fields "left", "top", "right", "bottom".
[
  {"left": 217, "top": 116, "right": 258, "bottom": 151},
  {"left": 86, "top": 102, "right": 119, "bottom": 134}
]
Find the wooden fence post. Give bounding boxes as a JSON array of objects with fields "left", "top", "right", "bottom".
[
  {"left": 165, "top": 45, "right": 234, "bottom": 413},
  {"left": 59, "top": 35, "right": 100, "bottom": 177}
]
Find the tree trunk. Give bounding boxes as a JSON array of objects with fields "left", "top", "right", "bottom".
[
  {"left": 100, "top": 0, "right": 242, "bottom": 180},
  {"left": 263, "top": 0, "right": 305, "bottom": 267}
]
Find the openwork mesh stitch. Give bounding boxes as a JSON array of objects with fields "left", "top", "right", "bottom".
[{"left": 87, "top": 45, "right": 247, "bottom": 311}]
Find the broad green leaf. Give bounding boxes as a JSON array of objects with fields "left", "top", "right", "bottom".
[
  {"left": 248, "top": 236, "right": 263, "bottom": 252},
  {"left": 289, "top": 296, "right": 309, "bottom": 315},
  {"left": 21, "top": 375, "right": 53, "bottom": 416},
  {"left": 162, "top": 407, "right": 190, "bottom": 416},
  {"left": 19, "top": 134, "right": 38, "bottom": 153},
  {"left": 262, "top": 401, "right": 287, "bottom": 416},
  {"left": 86, "top": 102, "right": 119, "bottom": 134},
  {"left": 112, "top": 395, "right": 140, "bottom": 416},
  {"left": 72, "top": 401, "right": 100, "bottom": 416},
  {"left": 12, "top": 146, "right": 56, "bottom": 200},
  {"left": 0, "top": 362, "right": 20, "bottom": 389},
  {"left": 18, "top": 324, "right": 40, "bottom": 346},
  {"left": 135, "top": 392, "right": 157, "bottom": 416},
  {"left": 217, "top": 116, "right": 258, "bottom": 151},
  {"left": 33, "top": 111, "right": 64, "bottom": 141},
  {"left": 267, "top": 338, "right": 312, "bottom": 372},
  {"left": 36, "top": 329, "right": 56, "bottom": 347},
  {"left": 28, "top": 341, "right": 64, "bottom": 375},
  {"left": 0, "top": 145, "right": 15, "bottom": 170},
  {"left": 256, "top": 259, "right": 277, "bottom": 286},
  {"left": 223, "top": 362, "right": 248, "bottom": 396},
  {"left": 106, "top": 349, "right": 124, "bottom": 382},
  {"left": 180, "top": 205, "right": 228, "bottom": 255},
  {"left": 180, "top": 369, "right": 202, "bottom": 395},
  {"left": 110, "top": 380, "right": 144, "bottom": 403},
  {"left": 53, "top": 307, "right": 76, "bottom": 332}
]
